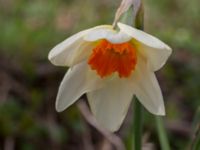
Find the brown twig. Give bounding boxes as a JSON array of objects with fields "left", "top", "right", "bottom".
[
  {"left": 4, "top": 136, "right": 15, "bottom": 150},
  {"left": 80, "top": 116, "right": 95, "bottom": 150}
]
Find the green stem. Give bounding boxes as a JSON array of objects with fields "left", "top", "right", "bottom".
[
  {"left": 133, "top": 99, "right": 143, "bottom": 150},
  {"left": 156, "top": 116, "right": 171, "bottom": 150}
]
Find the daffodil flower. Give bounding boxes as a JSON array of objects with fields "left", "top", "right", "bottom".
[{"left": 48, "top": 23, "right": 172, "bottom": 132}]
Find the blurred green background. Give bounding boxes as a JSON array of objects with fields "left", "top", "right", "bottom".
[{"left": 0, "top": 0, "right": 200, "bottom": 149}]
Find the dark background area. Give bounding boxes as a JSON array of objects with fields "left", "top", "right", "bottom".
[{"left": 0, "top": 0, "right": 200, "bottom": 149}]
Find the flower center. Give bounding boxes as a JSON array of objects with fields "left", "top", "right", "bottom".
[{"left": 88, "top": 39, "right": 137, "bottom": 78}]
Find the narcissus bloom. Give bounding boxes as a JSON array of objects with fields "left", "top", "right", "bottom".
[{"left": 48, "top": 23, "right": 172, "bottom": 132}]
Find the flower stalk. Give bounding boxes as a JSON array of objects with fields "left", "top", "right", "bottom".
[
  {"left": 133, "top": 99, "right": 143, "bottom": 150},
  {"left": 156, "top": 117, "right": 171, "bottom": 150}
]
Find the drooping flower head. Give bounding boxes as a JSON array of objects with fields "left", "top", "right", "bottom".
[{"left": 48, "top": 23, "right": 172, "bottom": 131}]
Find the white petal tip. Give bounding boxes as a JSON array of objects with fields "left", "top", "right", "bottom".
[
  {"left": 151, "top": 108, "right": 165, "bottom": 116},
  {"left": 55, "top": 98, "right": 68, "bottom": 112},
  {"left": 48, "top": 52, "right": 53, "bottom": 62},
  {"left": 55, "top": 109, "right": 63, "bottom": 113},
  {"left": 167, "top": 47, "right": 173, "bottom": 56},
  {"left": 160, "top": 110, "right": 166, "bottom": 116},
  {"left": 104, "top": 121, "right": 121, "bottom": 132},
  {"left": 48, "top": 51, "right": 59, "bottom": 66},
  {"left": 55, "top": 104, "right": 65, "bottom": 112},
  {"left": 156, "top": 112, "right": 165, "bottom": 116},
  {"left": 109, "top": 127, "right": 119, "bottom": 132},
  {"left": 98, "top": 121, "right": 121, "bottom": 132}
]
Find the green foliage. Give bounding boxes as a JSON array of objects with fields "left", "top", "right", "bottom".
[{"left": 0, "top": 0, "right": 200, "bottom": 149}]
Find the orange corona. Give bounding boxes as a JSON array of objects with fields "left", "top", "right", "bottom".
[{"left": 88, "top": 40, "right": 137, "bottom": 78}]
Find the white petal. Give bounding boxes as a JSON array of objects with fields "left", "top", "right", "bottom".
[
  {"left": 137, "top": 44, "right": 172, "bottom": 71},
  {"left": 131, "top": 57, "right": 165, "bottom": 115},
  {"left": 84, "top": 27, "right": 131, "bottom": 44},
  {"left": 87, "top": 79, "right": 134, "bottom": 132},
  {"left": 56, "top": 61, "right": 104, "bottom": 112},
  {"left": 118, "top": 22, "right": 172, "bottom": 71},
  {"left": 118, "top": 22, "right": 171, "bottom": 49},
  {"left": 48, "top": 25, "right": 112, "bottom": 67}
]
